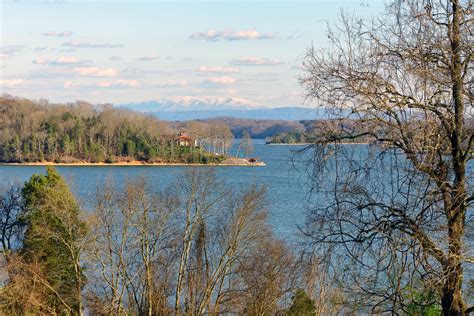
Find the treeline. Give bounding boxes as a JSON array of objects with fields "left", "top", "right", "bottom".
[
  {"left": 0, "top": 167, "right": 328, "bottom": 315},
  {"left": 197, "top": 117, "right": 305, "bottom": 138},
  {"left": 266, "top": 131, "right": 315, "bottom": 144},
  {"left": 266, "top": 119, "right": 376, "bottom": 144},
  {"left": 0, "top": 96, "right": 233, "bottom": 164}
]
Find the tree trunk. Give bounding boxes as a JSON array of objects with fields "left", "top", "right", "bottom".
[
  {"left": 441, "top": 0, "right": 467, "bottom": 314},
  {"left": 441, "top": 208, "right": 465, "bottom": 315}
]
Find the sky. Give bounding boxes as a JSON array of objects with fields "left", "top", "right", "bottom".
[{"left": 0, "top": 0, "right": 385, "bottom": 107}]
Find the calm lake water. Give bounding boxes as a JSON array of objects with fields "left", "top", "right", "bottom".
[{"left": 0, "top": 140, "right": 313, "bottom": 241}]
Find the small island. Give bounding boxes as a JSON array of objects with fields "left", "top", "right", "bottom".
[{"left": 0, "top": 96, "right": 262, "bottom": 166}]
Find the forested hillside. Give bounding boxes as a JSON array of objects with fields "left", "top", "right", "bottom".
[
  {"left": 193, "top": 117, "right": 305, "bottom": 138},
  {"left": 265, "top": 119, "right": 378, "bottom": 144},
  {"left": 0, "top": 96, "right": 232, "bottom": 164}
]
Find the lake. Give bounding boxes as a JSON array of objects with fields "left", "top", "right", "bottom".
[{"left": 0, "top": 140, "right": 314, "bottom": 242}]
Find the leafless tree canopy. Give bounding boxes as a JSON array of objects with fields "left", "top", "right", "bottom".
[
  {"left": 300, "top": 0, "right": 473, "bottom": 314},
  {"left": 84, "top": 169, "right": 298, "bottom": 315}
]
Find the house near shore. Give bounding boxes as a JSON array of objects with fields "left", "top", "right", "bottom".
[{"left": 176, "top": 132, "right": 195, "bottom": 147}]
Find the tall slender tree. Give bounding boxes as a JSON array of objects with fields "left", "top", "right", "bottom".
[{"left": 301, "top": 1, "right": 472, "bottom": 314}]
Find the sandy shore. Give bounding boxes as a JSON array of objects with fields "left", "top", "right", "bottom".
[{"left": 0, "top": 161, "right": 265, "bottom": 167}]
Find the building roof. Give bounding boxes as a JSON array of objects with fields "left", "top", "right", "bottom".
[{"left": 178, "top": 135, "right": 192, "bottom": 141}]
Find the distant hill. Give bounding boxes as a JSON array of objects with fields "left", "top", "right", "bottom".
[
  {"left": 150, "top": 107, "right": 324, "bottom": 121},
  {"left": 119, "top": 98, "right": 332, "bottom": 138},
  {"left": 193, "top": 117, "right": 306, "bottom": 138},
  {"left": 119, "top": 98, "right": 326, "bottom": 121}
]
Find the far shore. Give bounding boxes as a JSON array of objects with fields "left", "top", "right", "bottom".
[
  {"left": 0, "top": 160, "right": 265, "bottom": 167},
  {"left": 266, "top": 142, "right": 370, "bottom": 146},
  {"left": 266, "top": 143, "right": 313, "bottom": 146}
]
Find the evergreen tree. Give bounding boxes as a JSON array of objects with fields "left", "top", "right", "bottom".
[
  {"left": 21, "top": 166, "right": 87, "bottom": 315},
  {"left": 286, "top": 289, "right": 316, "bottom": 316}
]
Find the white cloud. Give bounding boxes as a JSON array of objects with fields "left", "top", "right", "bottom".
[
  {"left": 64, "top": 79, "right": 140, "bottom": 89},
  {"left": 154, "top": 80, "right": 188, "bottom": 88},
  {"left": 0, "top": 79, "right": 25, "bottom": 88},
  {"left": 0, "top": 46, "right": 24, "bottom": 59},
  {"left": 43, "top": 30, "right": 73, "bottom": 37},
  {"left": 73, "top": 66, "right": 119, "bottom": 77},
  {"left": 62, "top": 41, "right": 123, "bottom": 48},
  {"left": 190, "top": 28, "right": 277, "bottom": 41},
  {"left": 97, "top": 80, "right": 140, "bottom": 88},
  {"left": 204, "top": 76, "right": 236, "bottom": 84},
  {"left": 136, "top": 56, "right": 160, "bottom": 61},
  {"left": 63, "top": 81, "right": 75, "bottom": 89},
  {"left": 33, "top": 56, "right": 91, "bottom": 66},
  {"left": 230, "top": 56, "right": 284, "bottom": 66},
  {"left": 197, "top": 65, "right": 240, "bottom": 74}
]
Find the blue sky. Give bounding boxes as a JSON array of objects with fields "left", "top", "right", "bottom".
[{"left": 1, "top": 0, "right": 385, "bottom": 106}]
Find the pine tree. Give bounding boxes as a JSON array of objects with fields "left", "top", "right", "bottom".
[
  {"left": 22, "top": 166, "right": 87, "bottom": 315},
  {"left": 286, "top": 289, "right": 316, "bottom": 316}
]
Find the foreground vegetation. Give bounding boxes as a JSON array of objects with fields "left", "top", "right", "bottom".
[
  {"left": 0, "top": 167, "right": 323, "bottom": 315},
  {"left": 0, "top": 96, "right": 233, "bottom": 164},
  {"left": 0, "top": 167, "right": 457, "bottom": 315}
]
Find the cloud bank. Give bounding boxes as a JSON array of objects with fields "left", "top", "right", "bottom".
[
  {"left": 64, "top": 79, "right": 140, "bottom": 89},
  {"left": 0, "top": 46, "right": 24, "bottom": 59},
  {"left": 230, "top": 56, "right": 283, "bottom": 66},
  {"left": 190, "top": 28, "right": 277, "bottom": 41},
  {"left": 0, "top": 79, "right": 25, "bottom": 88},
  {"left": 33, "top": 56, "right": 91, "bottom": 66},
  {"left": 136, "top": 56, "right": 160, "bottom": 61},
  {"left": 203, "top": 76, "right": 236, "bottom": 84},
  {"left": 73, "top": 67, "right": 119, "bottom": 77},
  {"left": 97, "top": 80, "right": 140, "bottom": 88},
  {"left": 154, "top": 80, "right": 188, "bottom": 88},
  {"left": 43, "top": 30, "right": 73, "bottom": 37},
  {"left": 62, "top": 41, "right": 123, "bottom": 48},
  {"left": 197, "top": 65, "right": 240, "bottom": 74}
]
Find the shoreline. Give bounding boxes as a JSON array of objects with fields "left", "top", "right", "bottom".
[
  {"left": 0, "top": 161, "right": 265, "bottom": 167},
  {"left": 266, "top": 142, "right": 370, "bottom": 146}
]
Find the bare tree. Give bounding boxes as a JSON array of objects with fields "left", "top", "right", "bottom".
[
  {"left": 196, "top": 185, "right": 273, "bottom": 315},
  {"left": 232, "top": 238, "right": 296, "bottom": 315},
  {"left": 86, "top": 179, "right": 177, "bottom": 315},
  {"left": 236, "top": 130, "right": 254, "bottom": 158},
  {"left": 300, "top": 1, "right": 473, "bottom": 314},
  {"left": 173, "top": 168, "right": 226, "bottom": 314},
  {"left": 0, "top": 186, "right": 27, "bottom": 255}
]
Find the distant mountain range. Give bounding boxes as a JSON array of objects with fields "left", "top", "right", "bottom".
[
  {"left": 119, "top": 97, "right": 326, "bottom": 121},
  {"left": 122, "top": 97, "right": 263, "bottom": 112}
]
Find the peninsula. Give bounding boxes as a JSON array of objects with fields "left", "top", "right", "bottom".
[{"left": 0, "top": 96, "right": 253, "bottom": 165}]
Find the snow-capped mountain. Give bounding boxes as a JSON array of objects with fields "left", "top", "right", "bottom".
[
  {"left": 120, "top": 96, "right": 265, "bottom": 112},
  {"left": 118, "top": 96, "right": 328, "bottom": 121}
]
